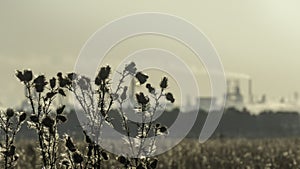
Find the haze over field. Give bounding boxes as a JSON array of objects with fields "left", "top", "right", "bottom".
[{"left": 1, "top": 0, "right": 300, "bottom": 107}]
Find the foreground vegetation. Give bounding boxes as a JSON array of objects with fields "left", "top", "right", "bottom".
[
  {"left": 2, "top": 65, "right": 300, "bottom": 168},
  {"left": 1, "top": 63, "right": 175, "bottom": 169},
  {"left": 10, "top": 138, "right": 300, "bottom": 169}
]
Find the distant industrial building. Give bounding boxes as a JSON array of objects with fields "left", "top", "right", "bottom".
[{"left": 197, "top": 97, "right": 217, "bottom": 112}]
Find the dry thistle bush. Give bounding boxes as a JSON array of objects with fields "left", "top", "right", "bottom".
[
  {"left": 60, "top": 62, "right": 175, "bottom": 169},
  {"left": 16, "top": 70, "right": 68, "bottom": 169},
  {"left": 0, "top": 108, "right": 26, "bottom": 169},
  {"left": 54, "top": 69, "right": 111, "bottom": 169},
  {"left": 116, "top": 66, "right": 174, "bottom": 169}
]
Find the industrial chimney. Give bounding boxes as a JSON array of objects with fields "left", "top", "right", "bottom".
[{"left": 248, "top": 79, "right": 254, "bottom": 104}]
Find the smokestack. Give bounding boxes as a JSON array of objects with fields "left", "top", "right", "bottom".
[
  {"left": 294, "top": 92, "right": 299, "bottom": 104},
  {"left": 129, "top": 78, "right": 136, "bottom": 104},
  {"left": 248, "top": 79, "right": 253, "bottom": 104}
]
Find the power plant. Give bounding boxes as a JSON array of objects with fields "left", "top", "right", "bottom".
[
  {"left": 225, "top": 75, "right": 254, "bottom": 110},
  {"left": 196, "top": 72, "right": 300, "bottom": 114}
]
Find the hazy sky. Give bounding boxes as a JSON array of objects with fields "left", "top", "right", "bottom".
[{"left": 1, "top": 0, "right": 300, "bottom": 107}]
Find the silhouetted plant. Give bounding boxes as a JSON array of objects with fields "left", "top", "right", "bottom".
[
  {"left": 60, "top": 62, "right": 174, "bottom": 169},
  {"left": 16, "top": 70, "right": 68, "bottom": 168},
  {"left": 0, "top": 108, "right": 26, "bottom": 169},
  {"left": 58, "top": 65, "right": 117, "bottom": 169},
  {"left": 117, "top": 72, "right": 174, "bottom": 168}
]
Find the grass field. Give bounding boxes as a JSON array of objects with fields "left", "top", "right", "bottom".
[{"left": 12, "top": 138, "right": 300, "bottom": 169}]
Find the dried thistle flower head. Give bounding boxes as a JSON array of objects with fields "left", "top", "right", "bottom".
[
  {"left": 117, "top": 155, "right": 129, "bottom": 165},
  {"left": 15, "top": 70, "right": 24, "bottom": 82},
  {"left": 65, "top": 136, "right": 76, "bottom": 152},
  {"left": 23, "top": 70, "right": 33, "bottom": 82},
  {"left": 78, "top": 76, "right": 90, "bottom": 90},
  {"left": 67, "top": 72, "right": 77, "bottom": 81},
  {"left": 125, "top": 62, "right": 137, "bottom": 74},
  {"left": 101, "top": 151, "right": 109, "bottom": 160},
  {"left": 136, "top": 92, "right": 149, "bottom": 105},
  {"left": 72, "top": 152, "right": 83, "bottom": 164},
  {"left": 30, "top": 115, "right": 39, "bottom": 123},
  {"left": 160, "top": 77, "right": 168, "bottom": 89},
  {"left": 49, "top": 77, "right": 56, "bottom": 89},
  {"left": 42, "top": 116, "right": 54, "bottom": 128},
  {"left": 135, "top": 72, "right": 148, "bottom": 85},
  {"left": 57, "top": 115, "right": 67, "bottom": 123},
  {"left": 95, "top": 65, "right": 111, "bottom": 85},
  {"left": 146, "top": 83, "right": 155, "bottom": 94},
  {"left": 159, "top": 126, "right": 167, "bottom": 133},
  {"left": 19, "top": 112, "right": 27, "bottom": 122},
  {"left": 33, "top": 75, "right": 48, "bottom": 93},
  {"left": 165, "top": 92, "right": 175, "bottom": 103},
  {"left": 56, "top": 105, "right": 66, "bottom": 114},
  {"left": 6, "top": 108, "right": 14, "bottom": 118},
  {"left": 121, "top": 86, "right": 128, "bottom": 101},
  {"left": 83, "top": 131, "right": 92, "bottom": 144}
]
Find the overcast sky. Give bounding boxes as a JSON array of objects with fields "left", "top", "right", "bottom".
[{"left": 1, "top": 0, "right": 300, "bottom": 107}]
